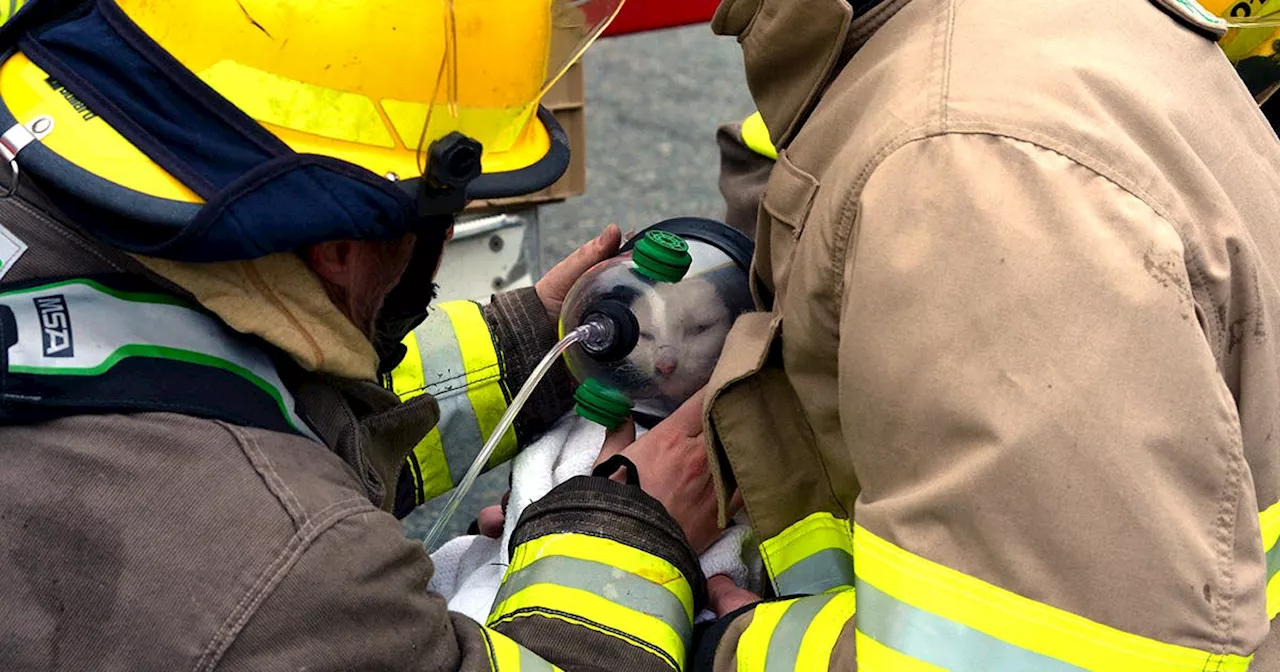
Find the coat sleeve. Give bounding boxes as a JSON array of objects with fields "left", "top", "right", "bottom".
[
  {"left": 388, "top": 286, "right": 575, "bottom": 516},
  {"left": 697, "top": 132, "right": 1267, "bottom": 669},
  {"left": 217, "top": 478, "right": 705, "bottom": 672}
]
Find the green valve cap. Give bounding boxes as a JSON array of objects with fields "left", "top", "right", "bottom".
[
  {"left": 574, "top": 378, "right": 632, "bottom": 430},
  {"left": 633, "top": 230, "right": 692, "bottom": 283}
]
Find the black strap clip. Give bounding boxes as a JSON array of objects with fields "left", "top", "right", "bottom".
[{"left": 591, "top": 454, "right": 641, "bottom": 488}]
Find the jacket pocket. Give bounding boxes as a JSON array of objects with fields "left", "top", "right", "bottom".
[
  {"left": 755, "top": 151, "right": 818, "bottom": 308},
  {"left": 703, "top": 311, "right": 845, "bottom": 540}
]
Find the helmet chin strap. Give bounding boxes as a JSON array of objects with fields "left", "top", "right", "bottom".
[{"left": 373, "top": 213, "right": 453, "bottom": 374}]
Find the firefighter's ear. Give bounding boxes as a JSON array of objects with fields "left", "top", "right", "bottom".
[{"left": 305, "top": 240, "right": 359, "bottom": 287}]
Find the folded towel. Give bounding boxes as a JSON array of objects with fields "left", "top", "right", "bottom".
[{"left": 428, "top": 413, "right": 761, "bottom": 624}]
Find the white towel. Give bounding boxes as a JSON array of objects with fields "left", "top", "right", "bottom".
[{"left": 428, "top": 413, "right": 761, "bottom": 624}]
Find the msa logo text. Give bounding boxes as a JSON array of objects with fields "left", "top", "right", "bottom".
[{"left": 34, "top": 295, "right": 74, "bottom": 358}]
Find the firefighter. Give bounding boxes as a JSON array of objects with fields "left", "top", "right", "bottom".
[
  {"left": 694, "top": 0, "right": 1280, "bottom": 668},
  {"left": 0, "top": 1, "right": 728, "bottom": 670}
]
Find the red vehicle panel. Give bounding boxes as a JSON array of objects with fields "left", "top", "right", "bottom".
[{"left": 602, "top": 0, "right": 720, "bottom": 36}]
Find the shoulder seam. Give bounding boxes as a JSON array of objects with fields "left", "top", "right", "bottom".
[
  {"left": 218, "top": 420, "right": 307, "bottom": 526},
  {"left": 830, "top": 123, "right": 1199, "bottom": 304}
]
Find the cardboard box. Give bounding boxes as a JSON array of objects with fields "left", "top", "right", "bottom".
[{"left": 466, "top": 62, "right": 586, "bottom": 212}]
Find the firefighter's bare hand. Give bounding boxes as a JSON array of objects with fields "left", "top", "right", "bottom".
[
  {"left": 597, "top": 388, "right": 736, "bottom": 554},
  {"left": 707, "top": 575, "right": 761, "bottom": 618},
  {"left": 536, "top": 224, "right": 623, "bottom": 321}
]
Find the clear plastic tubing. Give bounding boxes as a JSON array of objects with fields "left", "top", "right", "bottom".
[{"left": 423, "top": 318, "right": 616, "bottom": 551}]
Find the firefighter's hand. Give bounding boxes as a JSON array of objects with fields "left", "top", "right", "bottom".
[
  {"left": 707, "top": 575, "right": 761, "bottom": 618},
  {"left": 597, "top": 388, "right": 737, "bottom": 554},
  {"left": 536, "top": 224, "right": 623, "bottom": 321}
]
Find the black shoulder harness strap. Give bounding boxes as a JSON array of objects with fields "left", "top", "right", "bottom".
[{"left": 0, "top": 273, "right": 321, "bottom": 441}]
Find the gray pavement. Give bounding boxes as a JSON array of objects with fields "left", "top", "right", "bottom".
[
  {"left": 538, "top": 25, "right": 756, "bottom": 263},
  {"left": 401, "top": 25, "right": 755, "bottom": 547}
]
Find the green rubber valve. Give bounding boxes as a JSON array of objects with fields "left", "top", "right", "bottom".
[
  {"left": 632, "top": 230, "right": 692, "bottom": 283},
  {"left": 574, "top": 378, "right": 632, "bottom": 430}
]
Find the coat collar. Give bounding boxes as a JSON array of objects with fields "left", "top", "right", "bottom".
[{"left": 712, "top": 0, "right": 911, "bottom": 150}]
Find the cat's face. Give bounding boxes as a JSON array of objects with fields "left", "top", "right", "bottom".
[{"left": 626, "top": 278, "right": 732, "bottom": 404}]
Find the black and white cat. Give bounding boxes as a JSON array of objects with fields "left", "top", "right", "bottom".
[{"left": 625, "top": 276, "right": 734, "bottom": 412}]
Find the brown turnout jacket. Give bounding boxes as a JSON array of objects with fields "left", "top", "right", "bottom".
[{"left": 701, "top": 0, "right": 1280, "bottom": 668}]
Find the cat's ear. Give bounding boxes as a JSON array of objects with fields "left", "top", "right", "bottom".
[{"left": 604, "top": 284, "right": 643, "bottom": 305}]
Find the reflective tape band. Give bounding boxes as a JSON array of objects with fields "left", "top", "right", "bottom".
[
  {"left": 490, "top": 585, "right": 686, "bottom": 671},
  {"left": 760, "top": 512, "right": 855, "bottom": 596},
  {"left": 740, "top": 111, "right": 779, "bottom": 161},
  {"left": 497, "top": 532, "right": 695, "bottom": 620},
  {"left": 407, "top": 426, "right": 453, "bottom": 503},
  {"left": 857, "top": 581, "right": 1083, "bottom": 671},
  {"left": 773, "top": 547, "right": 855, "bottom": 597},
  {"left": 394, "top": 331, "right": 452, "bottom": 503},
  {"left": 440, "top": 301, "right": 518, "bottom": 469},
  {"left": 853, "top": 523, "right": 1254, "bottom": 671},
  {"left": 490, "top": 532, "right": 693, "bottom": 671},
  {"left": 389, "top": 301, "right": 516, "bottom": 502},
  {"left": 735, "top": 592, "right": 856, "bottom": 672},
  {"left": 410, "top": 304, "right": 485, "bottom": 484},
  {"left": 1261, "top": 500, "right": 1280, "bottom": 619},
  {"left": 493, "top": 555, "right": 693, "bottom": 646},
  {"left": 198, "top": 60, "right": 397, "bottom": 149},
  {"left": 483, "top": 628, "right": 560, "bottom": 671},
  {"left": 763, "top": 595, "right": 833, "bottom": 669},
  {"left": 0, "top": 1, "right": 27, "bottom": 25},
  {"left": 737, "top": 599, "right": 790, "bottom": 671},
  {"left": 389, "top": 329, "right": 429, "bottom": 401},
  {"left": 854, "top": 629, "right": 946, "bottom": 672},
  {"left": 795, "top": 591, "right": 858, "bottom": 669},
  {"left": 0, "top": 278, "right": 319, "bottom": 442}
]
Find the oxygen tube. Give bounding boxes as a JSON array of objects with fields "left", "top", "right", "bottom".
[
  {"left": 422, "top": 225, "right": 750, "bottom": 551},
  {"left": 421, "top": 318, "right": 620, "bottom": 551}
]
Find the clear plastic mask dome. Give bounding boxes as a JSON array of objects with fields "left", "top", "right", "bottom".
[{"left": 559, "top": 219, "right": 755, "bottom": 426}]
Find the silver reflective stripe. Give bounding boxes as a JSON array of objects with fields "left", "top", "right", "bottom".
[
  {"left": 493, "top": 554, "right": 693, "bottom": 646},
  {"left": 517, "top": 642, "right": 555, "bottom": 672},
  {"left": 0, "top": 279, "right": 321, "bottom": 443},
  {"left": 413, "top": 308, "right": 483, "bottom": 484},
  {"left": 772, "top": 547, "right": 855, "bottom": 596},
  {"left": 855, "top": 579, "right": 1085, "bottom": 671},
  {"left": 762, "top": 594, "right": 836, "bottom": 670}
]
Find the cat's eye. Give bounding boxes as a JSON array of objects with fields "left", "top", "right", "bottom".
[
  {"left": 639, "top": 331, "right": 654, "bottom": 341},
  {"left": 688, "top": 323, "right": 711, "bottom": 336}
]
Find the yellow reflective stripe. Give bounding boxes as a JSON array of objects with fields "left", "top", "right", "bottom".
[
  {"left": 736, "top": 599, "right": 791, "bottom": 672},
  {"left": 1262, "top": 500, "right": 1280, "bottom": 619},
  {"left": 794, "top": 590, "right": 857, "bottom": 670},
  {"left": 393, "top": 301, "right": 519, "bottom": 503},
  {"left": 854, "top": 630, "right": 946, "bottom": 672},
  {"left": 489, "top": 584, "right": 685, "bottom": 671},
  {"left": 409, "top": 427, "right": 452, "bottom": 502},
  {"left": 198, "top": 60, "right": 397, "bottom": 148},
  {"left": 854, "top": 523, "right": 1253, "bottom": 671},
  {"left": 392, "top": 331, "right": 452, "bottom": 503},
  {"left": 490, "top": 532, "right": 693, "bottom": 671},
  {"left": 483, "top": 628, "right": 560, "bottom": 671},
  {"left": 389, "top": 330, "right": 428, "bottom": 400},
  {"left": 0, "top": 0, "right": 27, "bottom": 25},
  {"left": 759, "top": 512, "right": 854, "bottom": 595},
  {"left": 493, "top": 554, "right": 693, "bottom": 646},
  {"left": 735, "top": 591, "right": 856, "bottom": 671},
  {"left": 740, "top": 111, "right": 779, "bottom": 161},
  {"left": 440, "top": 301, "right": 518, "bottom": 469},
  {"left": 502, "top": 532, "right": 694, "bottom": 619}
]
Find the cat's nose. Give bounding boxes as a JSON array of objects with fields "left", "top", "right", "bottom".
[{"left": 656, "top": 359, "right": 678, "bottom": 376}]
